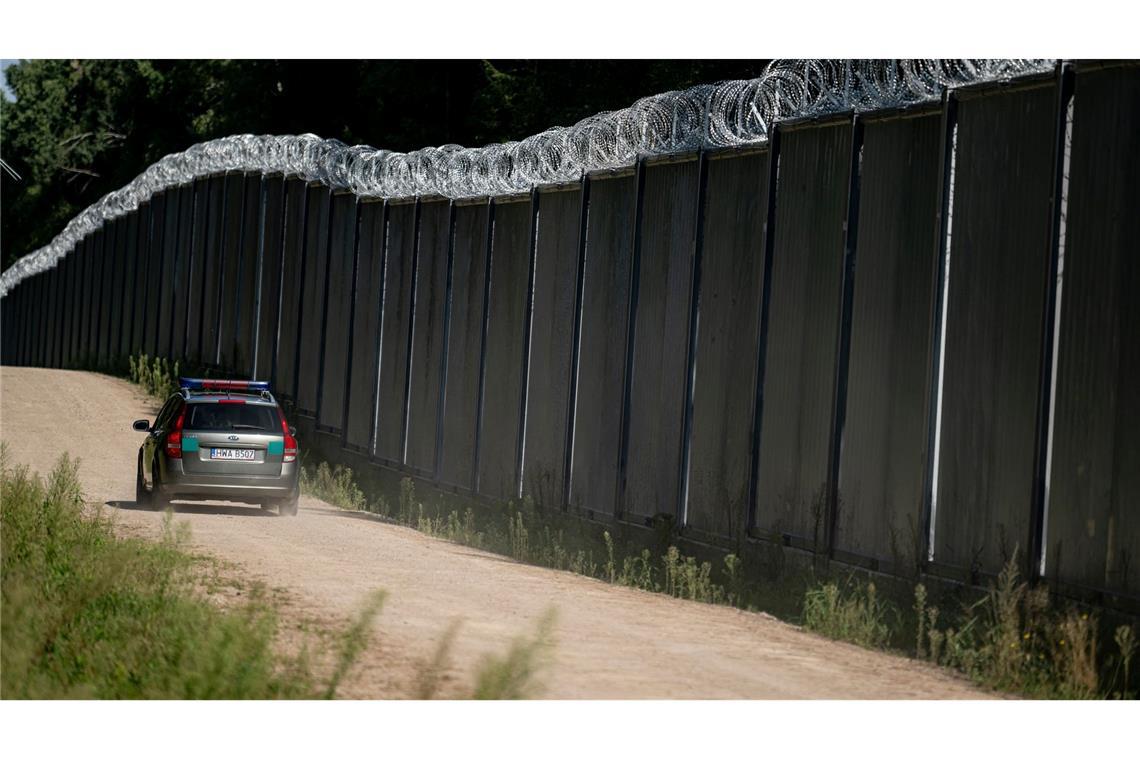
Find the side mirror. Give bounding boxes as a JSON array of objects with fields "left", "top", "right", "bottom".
[
  {"left": 290, "top": 427, "right": 297, "bottom": 437},
  {"left": 132, "top": 419, "right": 150, "bottom": 432}
]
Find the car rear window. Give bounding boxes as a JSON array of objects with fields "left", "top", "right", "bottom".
[{"left": 186, "top": 403, "right": 278, "bottom": 432}]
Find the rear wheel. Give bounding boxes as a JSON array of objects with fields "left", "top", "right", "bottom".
[
  {"left": 135, "top": 453, "right": 151, "bottom": 508},
  {"left": 280, "top": 485, "right": 300, "bottom": 517},
  {"left": 151, "top": 458, "right": 170, "bottom": 511}
]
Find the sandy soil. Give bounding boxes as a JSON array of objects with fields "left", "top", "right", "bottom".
[{"left": 0, "top": 366, "right": 993, "bottom": 699}]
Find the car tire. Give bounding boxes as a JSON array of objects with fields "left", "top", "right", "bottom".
[
  {"left": 135, "top": 453, "right": 151, "bottom": 508},
  {"left": 280, "top": 486, "right": 300, "bottom": 517},
  {"left": 151, "top": 458, "right": 171, "bottom": 511}
]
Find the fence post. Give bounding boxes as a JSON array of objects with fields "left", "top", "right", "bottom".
[
  {"left": 615, "top": 157, "right": 647, "bottom": 519},
  {"left": 290, "top": 185, "right": 312, "bottom": 401},
  {"left": 314, "top": 188, "right": 337, "bottom": 421},
  {"left": 269, "top": 177, "right": 290, "bottom": 389},
  {"left": 678, "top": 149, "right": 710, "bottom": 526},
  {"left": 433, "top": 200, "right": 458, "bottom": 481},
  {"left": 921, "top": 88, "right": 961, "bottom": 566},
  {"left": 746, "top": 126, "right": 783, "bottom": 535},
  {"left": 1030, "top": 61, "right": 1076, "bottom": 582},
  {"left": 340, "top": 198, "right": 364, "bottom": 447},
  {"left": 515, "top": 188, "right": 541, "bottom": 500},
  {"left": 472, "top": 197, "right": 496, "bottom": 492},
  {"left": 399, "top": 197, "right": 423, "bottom": 466},
  {"left": 562, "top": 173, "right": 591, "bottom": 510},
  {"left": 825, "top": 114, "right": 866, "bottom": 559}
]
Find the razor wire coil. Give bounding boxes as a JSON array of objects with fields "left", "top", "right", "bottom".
[{"left": 1, "top": 59, "right": 1055, "bottom": 295}]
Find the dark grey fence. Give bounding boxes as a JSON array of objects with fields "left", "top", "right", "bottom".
[{"left": 4, "top": 61, "right": 1138, "bottom": 611}]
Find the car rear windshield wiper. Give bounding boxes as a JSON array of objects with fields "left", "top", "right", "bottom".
[{"left": 228, "top": 424, "right": 269, "bottom": 431}]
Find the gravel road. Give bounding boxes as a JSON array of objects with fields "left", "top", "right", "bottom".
[{"left": 0, "top": 366, "right": 991, "bottom": 699}]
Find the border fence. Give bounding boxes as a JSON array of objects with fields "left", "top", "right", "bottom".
[{"left": 2, "top": 60, "right": 1137, "bottom": 612}]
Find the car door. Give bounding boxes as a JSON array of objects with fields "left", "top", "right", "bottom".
[{"left": 144, "top": 395, "right": 177, "bottom": 486}]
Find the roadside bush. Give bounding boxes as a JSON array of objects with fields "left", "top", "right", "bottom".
[{"left": 0, "top": 446, "right": 380, "bottom": 699}]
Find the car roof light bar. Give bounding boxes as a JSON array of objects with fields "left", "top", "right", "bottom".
[{"left": 179, "top": 378, "right": 271, "bottom": 393}]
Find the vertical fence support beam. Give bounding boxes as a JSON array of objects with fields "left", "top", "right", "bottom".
[
  {"left": 290, "top": 185, "right": 312, "bottom": 401},
  {"left": 368, "top": 200, "right": 392, "bottom": 458},
  {"left": 616, "top": 157, "right": 648, "bottom": 519},
  {"left": 399, "top": 198, "right": 423, "bottom": 466},
  {"left": 472, "top": 198, "right": 496, "bottom": 492},
  {"left": 826, "top": 115, "right": 866, "bottom": 559},
  {"left": 251, "top": 175, "right": 269, "bottom": 379},
  {"left": 1030, "top": 61, "right": 1076, "bottom": 582},
  {"left": 433, "top": 201, "right": 458, "bottom": 480},
  {"left": 514, "top": 188, "right": 542, "bottom": 500},
  {"left": 921, "top": 90, "right": 961, "bottom": 566},
  {"left": 314, "top": 188, "right": 336, "bottom": 419},
  {"left": 212, "top": 176, "right": 232, "bottom": 366},
  {"left": 677, "top": 150, "right": 711, "bottom": 526},
  {"left": 269, "top": 178, "right": 290, "bottom": 388},
  {"left": 182, "top": 179, "right": 200, "bottom": 358},
  {"left": 167, "top": 187, "right": 186, "bottom": 358},
  {"left": 562, "top": 174, "right": 592, "bottom": 510},
  {"left": 340, "top": 199, "right": 364, "bottom": 447},
  {"left": 747, "top": 127, "right": 783, "bottom": 533}
]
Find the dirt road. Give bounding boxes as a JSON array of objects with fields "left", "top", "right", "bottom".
[{"left": 0, "top": 366, "right": 991, "bottom": 698}]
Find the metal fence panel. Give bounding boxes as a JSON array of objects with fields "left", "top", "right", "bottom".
[
  {"left": 1047, "top": 64, "right": 1140, "bottom": 596},
  {"left": 170, "top": 182, "right": 196, "bottom": 358},
  {"left": 405, "top": 200, "right": 451, "bottom": 474},
  {"left": 118, "top": 213, "right": 140, "bottom": 358},
  {"left": 835, "top": 112, "right": 942, "bottom": 567},
  {"left": 687, "top": 151, "right": 769, "bottom": 538},
  {"left": 374, "top": 201, "right": 417, "bottom": 463},
  {"left": 87, "top": 226, "right": 108, "bottom": 359},
  {"left": 143, "top": 193, "right": 169, "bottom": 356},
  {"left": 477, "top": 199, "right": 533, "bottom": 500},
  {"left": 156, "top": 187, "right": 182, "bottom": 359},
  {"left": 344, "top": 200, "right": 387, "bottom": 451},
  {"left": 296, "top": 185, "right": 331, "bottom": 415},
  {"left": 217, "top": 174, "right": 247, "bottom": 368},
  {"left": 255, "top": 175, "right": 286, "bottom": 380},
  {"left": 438, "top": 202, "right": 490, "bottom": 488},
  {"left": 129, "top": 203, "right": 151, "bottom": 356},
  {"left": 317, "top": 193, "right": 357, "bottom": 431},
  {"left": 522, "top": 187, "right": 582, "bottom": 508},
  {"left": 231, "top": 174, "right": 262, "bottom": 376},
  {"left": 570, "top": 175, "right": 636, "bottom": 516},
  {"left": 43, "top": 267, "right": 59, "bottom": 367},
  {"left": 97, "top": 216, "right": 118, "bottom": 363},
  {"left": 197, "top": 177, "right": 227, "bottom": 364},
  {"left": 754, "top": 122, "right": 852, "bottom": 544},
  {"left": 104, "top": 218, "right": 125, "bottom": 365},
  {"left": 624, "top": 159, "right": 699, "bottom": 520},
  {"left": 276, "top": 178, "right": 308, "bottom": 397},
  {"left": 933, "top": 80, "right": 1058, "bottom": 576},
  {"left": 56, "top": 254, "right": 73, "bottom": 367}
]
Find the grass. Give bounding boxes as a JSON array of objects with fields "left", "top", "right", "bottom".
[
  {"left": 300, "top": 455, "right": 1139, "bottom": 700},
  {"left": 805, "top": 552, "right": 1138, "bottom": 699},
  {"left": 0, "top": 444, "right": 386, "bottom": 699}
]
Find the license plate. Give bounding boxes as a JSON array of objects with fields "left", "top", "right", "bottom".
[{"left": 210, "top": 448, "right": 256, "bottom": 460}]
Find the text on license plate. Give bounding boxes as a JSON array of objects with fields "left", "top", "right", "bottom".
[{"left": 210, "top": 448, "right": 256, "bottom": 460}]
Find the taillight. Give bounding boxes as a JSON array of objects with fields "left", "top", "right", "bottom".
[
  {"left": 165, "top": 406, "right": 186, "bottom": 459},
  {"left": 278, "top": 408, "right": 297, "bottom": 463}
]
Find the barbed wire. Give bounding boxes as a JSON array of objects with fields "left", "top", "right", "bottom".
[{"left": 1, "top": 59, "right": 1055, "bottom": 296}]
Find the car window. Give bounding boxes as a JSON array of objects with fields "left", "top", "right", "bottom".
[
  {"left": 186, "top": 403, "right": 278, "bottom": 432},
  {"left": 154, "top": 396, "right": 177, "bottom": 429}
]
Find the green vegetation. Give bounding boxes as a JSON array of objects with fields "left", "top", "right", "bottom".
[
  {"left": 0, "top": 446, "right": 385, "bottom": 698},
  {"left": 803, "top": 554, "right": 1138, "bottom": 699},
  {"left": 128, "top": 352, "right": 181, "bottom": 399},
  {"left": 301, "top": 457, "right": 1139, "bottom": 700},
  {"left": 3, "top": 59, "right": 772, "bottom": 269}
]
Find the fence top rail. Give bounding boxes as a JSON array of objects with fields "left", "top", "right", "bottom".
[{"left": 2, "top": 59, "right": 1056, "bottom": 296}]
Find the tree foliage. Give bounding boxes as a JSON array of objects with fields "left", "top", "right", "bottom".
[{"left": 1, "top": 59, "right": 767, "bottom": 269}]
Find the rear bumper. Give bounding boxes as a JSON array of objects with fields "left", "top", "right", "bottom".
[{"left": 159, "top": 461, "right": 299, "bottom": 502}]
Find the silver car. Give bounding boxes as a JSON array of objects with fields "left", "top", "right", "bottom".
[{"left": 134, "top": 379, "right": 300, "bottom": 515}]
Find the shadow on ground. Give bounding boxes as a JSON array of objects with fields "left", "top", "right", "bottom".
[{"left": 105, "top": 500, "right": 277, "bottom": 517}]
